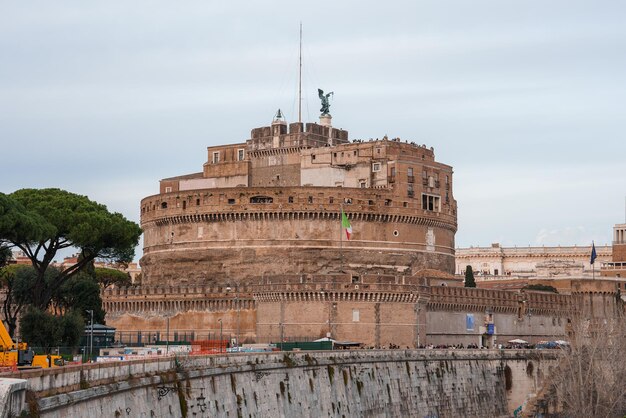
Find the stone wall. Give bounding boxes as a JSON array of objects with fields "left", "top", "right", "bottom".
[
  {"left": 6, "top": 350, "right": 559, "bottom": 418},
  {"left": 101, "top": 276, "right": 613, "bottom": 349},
  {"left": 140, "top": 186, "right": 456, "bottom": 285}
]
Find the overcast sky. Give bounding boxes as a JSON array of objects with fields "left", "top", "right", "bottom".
[{"left": 1, "top": 1, "right": 625, "bottom": 259}]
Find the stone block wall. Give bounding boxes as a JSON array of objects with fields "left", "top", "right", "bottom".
[{"left": 7, "top": 350, "right": 559, "bottom": 418}]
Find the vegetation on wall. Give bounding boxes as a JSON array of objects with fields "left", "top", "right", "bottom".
[{"left": 521, "top": 284, "right": 558, "bottom": 293}]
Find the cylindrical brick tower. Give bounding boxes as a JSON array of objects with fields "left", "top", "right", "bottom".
[{"left": 140, "top": 116, "right": 457, "bottom": 286}]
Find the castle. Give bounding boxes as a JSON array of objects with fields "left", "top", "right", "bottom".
[
  {"left": 103, "top": 111, "right": 624, "bottom": 348},
  {"left": 139, "top": 112, "right": 457, "bottom": 285}
]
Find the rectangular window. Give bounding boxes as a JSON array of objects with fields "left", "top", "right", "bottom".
[
  {"left": 372, "top": 163, "right": 381, "bottom": 172},
  {"left": 407, "top": 167, "right": 413, "bottom": 176},
  {"left": 288, "top": 196, "right": 294, "bottom": 203},
  {"left": 359, "top": 181, "right": 367, "bottom": 188},
  {"left": 421, "top": 194, "right": 441, "bottom": 212},
  {"left": 352, "top": 309, "right": 360, "bottom": 322},
  {"left": 212, "top": 151, "right": 220, "bottom": 164},
  {"left": 165, "top": 187, "right": 172, "bottom": 193},
  {"left": 237, "top": 149, "right": 245, "bottom": 161}
]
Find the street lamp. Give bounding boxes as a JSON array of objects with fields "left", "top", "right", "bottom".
[
  {"left": 320, "top": 290, "right": 331, "bottom": 338},
  {"left": 85, "top": 310, "right": 94, "bottom": 362},
  {"left": 226, "top": 286, "right": 240, "bottom": 349},
  {"left": 218, "top": 318, "right": 223, "bottom": 353}
]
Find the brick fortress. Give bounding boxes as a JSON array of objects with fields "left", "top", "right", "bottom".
[
  {"left": 139, "top": 111, "right": 457, "bottom": 284},
  {"left": 104, "top": 111, "right": 624, "bottom": 348}
]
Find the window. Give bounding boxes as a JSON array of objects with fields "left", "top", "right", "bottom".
[
  {"left": 197, "top": 226, "right": 203, "bottom": 238},
  {"left": 422, "top": 194, "right": 440, "bottom": 212},
  {"left": 165, "top": 186, "right": 172, "bottom": 193},
  {"left": 422, "top": 170, "right": 427, "bottom": 179},
  {"left": 352, "top": 309, "right": 360, "bottom": 322},
  {"left": 237, "top": 149, "right": 245, "bottom": 161},
  {"left": 196, "top": 198, "right": 200, "bottom": 206},
  {"left": 212, "top": 151, "right": 220, "bottom": 164},
  {"left": 329, "top": 197, "right": 334, "bottom": 203},
  {"left": 228, "top": 199, "right": 235, "bottom": 205},
  {"left": 288, "top": 196, "right": 294, "bottom": 203},
  {"left": 161, "top": 202, "right": 167, "bottom": 209},
  {"left": 250, "top": 196, "right": 273, "bottom": 204},
  {"left": 334, "top": 153, "right": 337, "bottom": 158},
  {"left": 372, "top": 163, "right": 381, "bottom": 172},
  {"left": 390, "top": 167, "right": 396, "bottom": 176},
  {"left": 308, "top": 196, "right": 313, "bottom": 204},
  {"left": 407, "top": 167, "right": 413, "bottom": 176},
  {"left": 312, "top": 154, "right": 316, "bottom": 160},
  {"left": 408, "top": 183, "right": 414, "bottom": 197},
  {"left": 359, "top": 181, "right": 366, "bottom": 188}
]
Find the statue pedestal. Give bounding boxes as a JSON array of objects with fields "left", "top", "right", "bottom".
[{"left": 319, "top": 114, "right": 332, "bottom": 127}]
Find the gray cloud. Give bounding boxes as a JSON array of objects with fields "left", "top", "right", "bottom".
[{"left": 1, "top": 0, "right": 625, "bottom": 259}]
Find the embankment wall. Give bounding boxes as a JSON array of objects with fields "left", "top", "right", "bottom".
[{"left": 6, "top": 350, "right": 558, "bottom": 418}]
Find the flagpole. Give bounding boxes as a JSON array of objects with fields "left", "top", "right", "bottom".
[
  {"left": 340, "top": 204, "right": 344, "bottom": 272},
  {"left": 592, "top": 240, "right": 596, "bottom": 280}
]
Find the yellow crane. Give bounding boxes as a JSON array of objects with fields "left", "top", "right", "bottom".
[{"left": 0, "top": 320, "right": 61, "bottom": 369}]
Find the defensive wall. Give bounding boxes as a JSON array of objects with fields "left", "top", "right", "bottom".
[
  {"left": 1, "top": 350, "right": 560, "bottom": 417},
  {"left": 102, "top": 275, "right": 623, "bottom": 349}
]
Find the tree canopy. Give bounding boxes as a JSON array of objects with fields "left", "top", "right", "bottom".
[
  {"left": 95, "top": 267, "right": 131, "bottom": 289},
  {"left": 0, "top": 189, "right": 142, "bottom": 309}
]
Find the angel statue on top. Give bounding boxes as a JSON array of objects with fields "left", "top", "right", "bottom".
[{"left": 318, "top": 89, "right": 334, "bottom": 115}]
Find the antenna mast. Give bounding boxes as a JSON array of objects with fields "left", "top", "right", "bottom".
[{"left": 298, "top": 22, "right": 303, "bottom": 123}]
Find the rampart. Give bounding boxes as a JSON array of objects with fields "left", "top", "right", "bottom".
[{"left": 102, "top": 275, "right": 621, "bottom": 348}]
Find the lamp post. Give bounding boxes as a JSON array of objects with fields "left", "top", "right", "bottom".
[
  {"left": 166, "top": 316, "right": 170, "bottom": 354},
  {"left": 85, "top": 310, "right": 94, "bottom": 362},
  {"left": 227, "top": 286, "right": 240, "bottom": 349},
  {"left": 320, "top": 290, "right": 331, "bottom": 338},
  {"left": 218, "top": 318, "right": 223, "bottom": 353}
]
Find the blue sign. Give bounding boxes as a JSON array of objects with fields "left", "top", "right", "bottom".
[{"left": 487, "top": 323, "right": 495, "bottom": 335}]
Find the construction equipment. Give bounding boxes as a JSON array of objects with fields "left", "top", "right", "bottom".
[{"left": 0, "top": 320, "right": 61, "bottom": 369}]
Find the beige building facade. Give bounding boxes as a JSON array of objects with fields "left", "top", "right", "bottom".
[{"left": 455, "top": 243, "right": 611, "bottom": 278}]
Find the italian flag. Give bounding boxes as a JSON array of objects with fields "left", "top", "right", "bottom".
[{"left": 341, "top": 210, "right": 352, "bottom": 240}]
